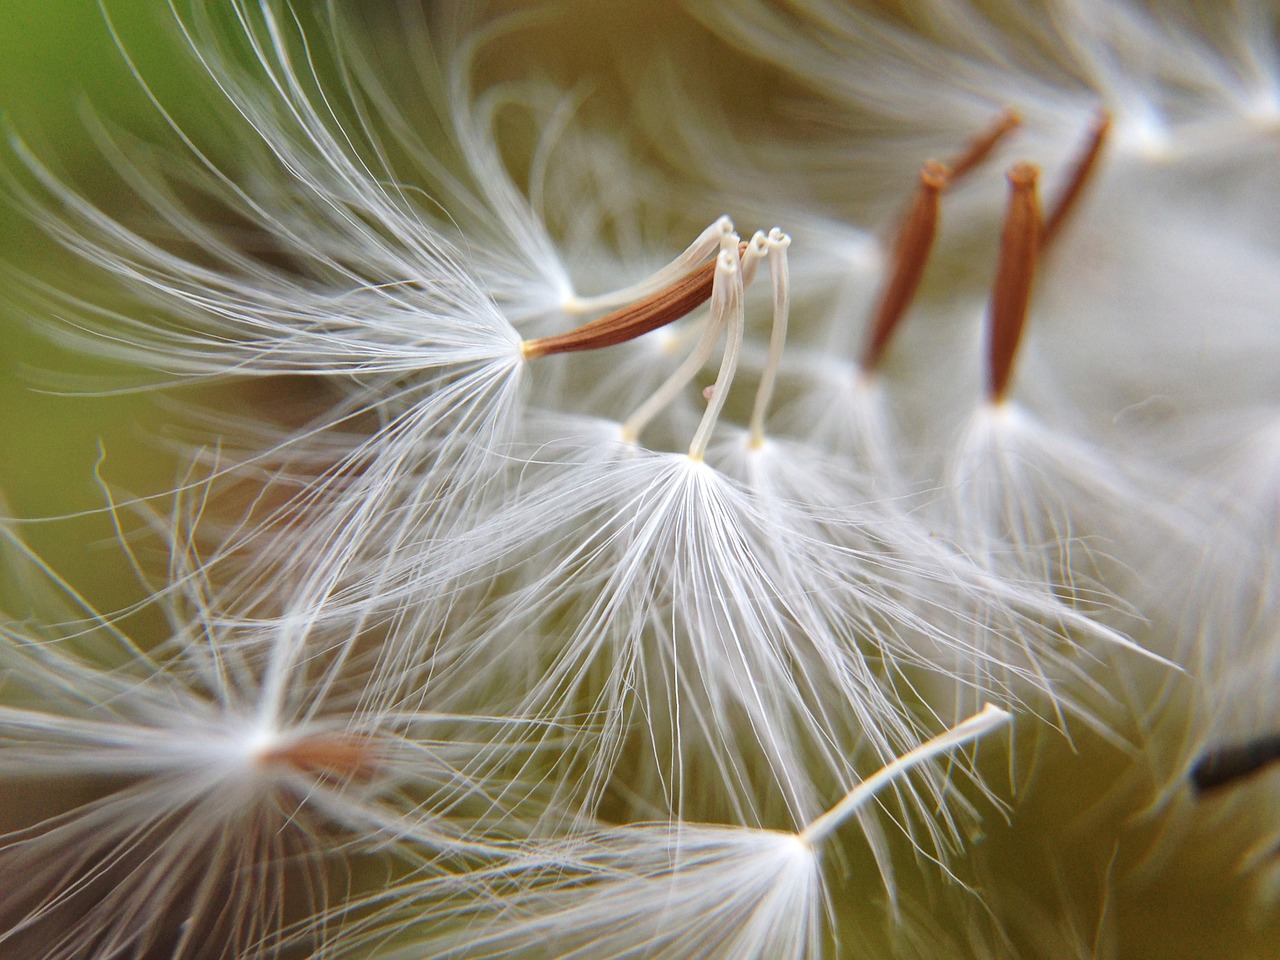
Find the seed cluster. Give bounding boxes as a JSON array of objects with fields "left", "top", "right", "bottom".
[{"left": 4, "top": 2, "right": 1280, "bottom": 958}]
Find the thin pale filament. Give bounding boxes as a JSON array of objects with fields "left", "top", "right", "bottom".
[
  {"left": 798, "top": 704, "right": 1011, "bottom": 848},
  {"left": 620, "top": 288, "right": 726, "bottom": 443},
  {"left": 987, "top": 163, "right": 1042, "bottom": 403},
  {"left": 563, "top": 216, "right": 734, "bottom": 316},
  {"left": 688, "top": 246, "right": 746, "bottom": 461},
  {"left": 620, "top": 238, "right": 748, "bottom": 445},
  {"left": 747, "top": 229, "right": 792, "bottom": 448}
]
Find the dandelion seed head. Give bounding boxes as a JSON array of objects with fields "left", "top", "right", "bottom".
[{"left": 8, "top": 0, "right": 1280, "bottom": 954}]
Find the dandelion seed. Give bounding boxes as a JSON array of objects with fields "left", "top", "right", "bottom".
[
  {"left": 929, "top": 158, "right": 1191, "bottom": 728},
  {"left": 0, "top": 517, "right": 530, "bottom": 960},
  {"left": 319, "top": 706, "right": 1011, "bottom": 960}
]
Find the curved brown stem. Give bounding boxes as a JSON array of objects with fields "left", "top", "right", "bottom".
[
  {"left": 522, "top": 242, "right": 752, "bottom": 360},
  {"left": 522, "top": 260, "right": 717, "bottom": 359}
]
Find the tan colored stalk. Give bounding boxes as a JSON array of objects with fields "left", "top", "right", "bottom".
[
  {"left": 1041, "top": 110, "right": 1112, "bottom": 250},
  {"left": 988, "top": 163, "right": 1042, "bottom": 403},
  {"left": 946, "top": 108, "right": 1022, "bottom": 183},
  {"left": 860, "top": 161, "right": 951, "bottom": 372},
  {"left": 521, "top": 258, "right": 720, "bottom": 360}
]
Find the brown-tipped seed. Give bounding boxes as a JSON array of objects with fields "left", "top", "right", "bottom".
[
  {"left": 860, "top": 160, "right": 950, "bottom": 372},
  {"left": 1041, "top": 110, "right": 1112, "bottom": 250},
  {"left": 987, "top": 163, "right": 1042, "bottom": 403},
  {"left": 946, "top": 108, "right": 1022, "bottom": 183},
  {"left": 522, "top": 257, "right": 723, "bottom": 360},
  {"left": 259, "top": 735, "right": 377, "bottom": 783}
]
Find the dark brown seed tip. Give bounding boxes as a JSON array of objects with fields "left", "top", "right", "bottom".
[{"left": 1192, "top": 732, "right": 1280, "bottom": 794}]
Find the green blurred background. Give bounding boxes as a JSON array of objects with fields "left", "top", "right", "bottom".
[{"left": 0, "top": 0, "right": 209, "bottom": 614}]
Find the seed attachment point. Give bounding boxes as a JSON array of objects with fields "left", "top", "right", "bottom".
[{"left": 257, "top": 734, "right": 377, "bottom": 783}]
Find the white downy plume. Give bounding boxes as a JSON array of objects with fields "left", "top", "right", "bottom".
[
  {"left": 0, "top": 513, "right": 540, "bottom": 960},
  {"left": 317, "top": 705, "right": 1011, "bottom": 960},
  {"left": 348, "top": 234, "right": 1003, "bottom": 846},
  {"left": 5, "top": 0, "right": 533, "bottom": 606},
  {"left": 934, "top": 399, "right": 1188, "bottom": 730},
  {"left": 378, "top": 425, "right": 929, "bottom": 828}
]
